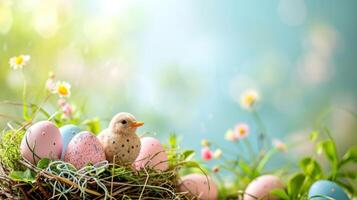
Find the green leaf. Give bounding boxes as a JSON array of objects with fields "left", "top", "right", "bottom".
[
  {"left": 339, "top": 146, "right": 357, "bottom": 167},
  {"left": 336, "top": 171, "right": 356, "bottom": 180},
  {"left": 181, "top": 161, "right": 208, "bottom": 176},
  {"left": 322, "top": 140, "right": 338, "bottom": 163},
  {"left": 270, "top": 188, "right": 289, "bottom": 200},
  {"left": 316, "top": 140, "right": 339, "bottom": 175},
  {"left": 299, "top": 157, "right": 323, "bottom": 179},
  {"left": 256, "top": 149, "right": 276, "bottom": 173},
  {"left": 309, "top": 130, "right": 319, "bottom": 141},
  {"left": 316, "top": 142, "right": 324, "bottom": 155},
  {"left": 9, "top": 171, "right": 23, "bottom": 180},
  {"left": 182, "top": 161, "right": 200, "bottom": 168},
  {"left": 9, "top": 169, "right": 36, "bottom": 183},
  {"left": 182, "top": 150, "right": 195, "bottom": 161},
  {"left": 37, "top": 158, "right": 51, "bottom": 169},
  {"left": 287, "top": 173, "right": 305, "bottom": 198},
  {"left": 82, "top": 118, "right": 101, "bottom": 134},
  {"left": 168, "top": 134, "right": 177, "bottom": 148},
  {"left": 238, "top": 160, "right": 252, "bottom": 175}
]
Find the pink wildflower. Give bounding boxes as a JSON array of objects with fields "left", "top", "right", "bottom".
[{"left": 201, "top": 147, "right": 213, "bottom": 161}]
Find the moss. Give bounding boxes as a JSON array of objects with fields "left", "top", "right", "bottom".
[{"left": 0, "top": 129, "right": 25, "bottom": 170}]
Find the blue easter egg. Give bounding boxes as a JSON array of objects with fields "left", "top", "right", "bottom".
[
  {"left": 60, "top": 124, "right": 81, "bottom": 160},
  {"left": 308, "top": 180, "right": 349, "bottom": 200}
]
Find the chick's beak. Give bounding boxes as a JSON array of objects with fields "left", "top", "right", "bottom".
[{"left": 131, "top": 121, "right": 144, "bottom": 128}]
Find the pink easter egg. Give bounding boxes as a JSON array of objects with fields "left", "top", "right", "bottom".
[
  {"left": 178, "top": 173, "right": 218, "bottom": 200},
  {"left": 134, "top": 137, "right": 168, "bottom": 172},
  {"left": 243, "top": 175, "right": 284, "bottom": 200},
  {"left": 64, "top": 131, "right": 106, "bottom": 169},
  {"left": 20, "top": 121, "right": 62, "bottom": 164}
]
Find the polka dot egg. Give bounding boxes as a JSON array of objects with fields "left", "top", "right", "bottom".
[{"left": 64, "top": 131, "right": 106, "bottom": 169}]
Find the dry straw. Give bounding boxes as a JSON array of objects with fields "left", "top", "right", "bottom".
[{"left": 0, "top": 158, "right": 193, "bottom": 200}]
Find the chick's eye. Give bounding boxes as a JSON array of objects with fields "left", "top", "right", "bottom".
[{"left": 121, "top": 120, "right": 127, "bottom": 124}]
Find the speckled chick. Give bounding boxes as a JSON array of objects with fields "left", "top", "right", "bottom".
[{"left": 97, "top": 112, "right": 143, "bottom": 165}]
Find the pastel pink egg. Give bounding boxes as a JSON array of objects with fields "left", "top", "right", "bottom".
[
  {"left": 243, "top": 175, "right": 284, "bottom": 200},
  {"left": 20, "top": 121, "right": 62, "bottom": 164},
  {"left": 64, "top": 131, "right": 106, "bottom": 169},
  {"left": 134, "top": 137, "right": 168, "bottom": 172},
  {"left": 178, "top": 173, "right": 218, "bottom": 200}
]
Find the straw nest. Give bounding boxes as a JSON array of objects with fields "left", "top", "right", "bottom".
[{"left": 0, "top": 158, "right": 193, "bottom": 200}]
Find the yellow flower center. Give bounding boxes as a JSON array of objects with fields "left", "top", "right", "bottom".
[
  {"left": 15, "top": 56, "right": 24, "bottom": 65},
  {"left": 58, "top": 85, "right": 69, "bottom": 96},
  {"left": 239, "top": 128, "right": 246, "bottom": 135},
  {"left": 244, "top": 95, "right": 256, "bottom": 106}
]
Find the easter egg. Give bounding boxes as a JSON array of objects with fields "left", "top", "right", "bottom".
[
  {"left": 243, "top": 175, "right": 284, "bottom": 200},
  {"left": 20, "top": 121, "right": 62, "bottom": 164},
  {"left": 60, "top": 124, "right": 81, "bottom": 160},
  {"left": 134, "top": 137, "right": 168, "bottom": 171},
  {"left": 308, "top": 180, "right": 349, "bottom": 200},
  {"left": 64, "top": 131, "right": 106, "bottom": 169},
  {"left": 178, "top": 173, "right": 217, "bottom": 200}
]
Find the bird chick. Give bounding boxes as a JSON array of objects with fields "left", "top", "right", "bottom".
[{"left": 98, "top": 112, "right": 143, "bottom": 165}]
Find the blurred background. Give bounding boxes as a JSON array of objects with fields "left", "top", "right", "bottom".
[{"left": 0, "top": 0, "right": 356, "bottom": 167}]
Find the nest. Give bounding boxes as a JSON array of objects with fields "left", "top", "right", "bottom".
[{"left": 0, "top": 159, "right": 192, "bottom": 200}]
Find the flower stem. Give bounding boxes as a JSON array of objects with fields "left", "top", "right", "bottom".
[
  {"left": 256, "top": 148, "right": 277, "bottom": 173},
  {"left": 251, "top": 108, "right": 269, "bottom": 150},
  {"left": 242, "top": 139, "right": 255, "bottom": 161},
  {"left": 21, "top": 70, "right": 30, "bottom": 121}
]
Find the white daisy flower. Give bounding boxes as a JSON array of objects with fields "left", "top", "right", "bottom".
[{"left": 9, "top": 55, "right": 31, "bottom": 70}]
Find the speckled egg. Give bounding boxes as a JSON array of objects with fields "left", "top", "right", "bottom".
[
  {"left": 308, "top": 180, "right": 349, "bottom": 200},
  {"left": 20, "top": 121, "right": 62, "bottom": 164},
  {"left": 243, "top": 175, "right": 284, "bottom": 200},
  {"left": 178, "top": 173, "right": 218, "bottom": 200},
  {"left": 134, "top": 137, "right": 168, "bottom": 171},
  {"left": 64, "top": 131, "right": 106, "bottom": 169},
  {"left": 60, "top": 124, "right": 81, "bottom": 160}
]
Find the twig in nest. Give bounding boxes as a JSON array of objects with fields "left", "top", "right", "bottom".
[
  {"left": 110, "top": 155, "right": 116, "bottom": 200},
  {"left": 18, "top": 187, "right": 29, "bottom": 200},
  {"left": 139, "top": 166, "right": 150, "bottom": 200},
  {"left": 36, "top": 174, "right": 51, "bottom": 199}
]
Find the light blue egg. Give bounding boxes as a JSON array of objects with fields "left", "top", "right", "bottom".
[
  {"left": 309, "top": 180, "right": 349, "bottom": 200},
  {"left": 60, "top": 124, "right": 81, "bottom": 160}
]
